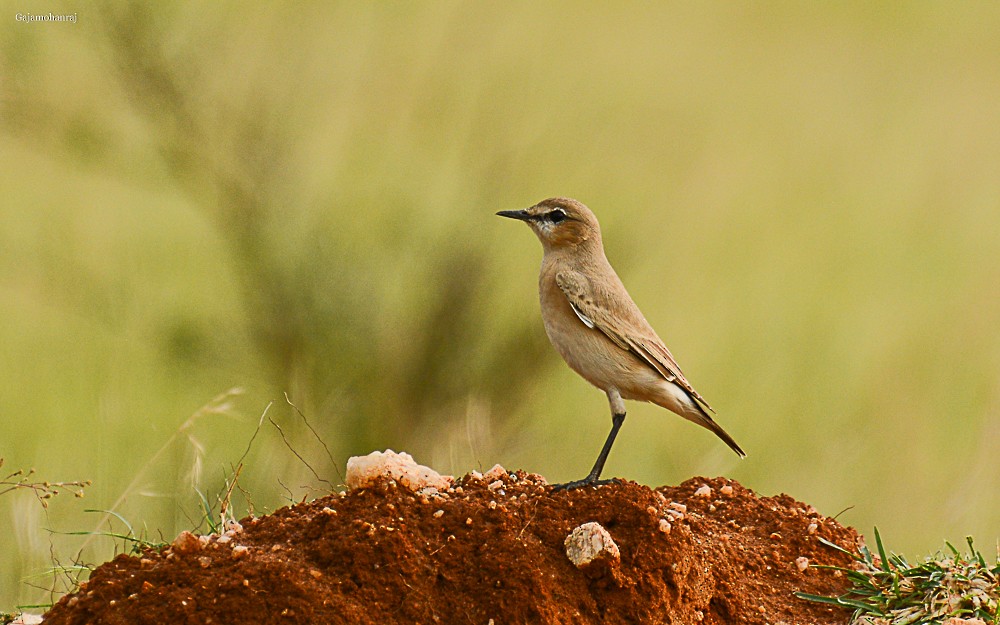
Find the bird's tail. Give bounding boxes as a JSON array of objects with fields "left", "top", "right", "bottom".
[
  {"left": 649, "top": 380, "right": 746, "bottom": 457},
  {"left": 685, "top": 395, "right": 746, "bottom": 458}
]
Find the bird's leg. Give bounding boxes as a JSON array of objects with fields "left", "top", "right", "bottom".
[{"left": 553, "top": 390, "right": 627, "bottom": 491}]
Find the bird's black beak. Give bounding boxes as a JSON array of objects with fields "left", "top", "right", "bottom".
[{"left": 496, "top": 209, "right": 534, "bottom": 221}]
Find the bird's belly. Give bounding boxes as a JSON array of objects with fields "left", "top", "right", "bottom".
[
  {"left": 541, "top": 315, "right": 634, "bottom": 392},
  {"left": 542, "top": 316, "right": 680, "bottom": 409}
]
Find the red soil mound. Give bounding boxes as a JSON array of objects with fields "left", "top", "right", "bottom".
[{"left": 42, "top": 473, "right": 858, "bottom": 624}]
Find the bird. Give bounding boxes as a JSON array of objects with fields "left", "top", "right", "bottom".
[{"left": 497, "top": 197, "right": 745, "bottom": 490}]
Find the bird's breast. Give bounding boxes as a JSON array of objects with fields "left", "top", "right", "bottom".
[{"left": 538, "top": 269, "right": 634, "bottom": 393}]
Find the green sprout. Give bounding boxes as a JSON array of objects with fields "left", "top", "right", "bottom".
[{"left": 797, "top": 528, "right": 999, "bottom": 624}]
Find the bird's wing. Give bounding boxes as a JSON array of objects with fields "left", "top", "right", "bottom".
[{"left": 555, "top": 269, "right": 716, "bottom": 413}]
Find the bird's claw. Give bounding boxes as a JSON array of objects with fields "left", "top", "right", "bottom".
[{"left": 551, "top": 476, "right": 623, "bottom": 492}]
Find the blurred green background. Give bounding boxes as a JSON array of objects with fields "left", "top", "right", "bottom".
[{"left": 3, "top": 0, "right": 1000, "bottom": 610}]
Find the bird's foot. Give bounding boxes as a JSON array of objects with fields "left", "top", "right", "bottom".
[{"left": 551, "top": 476, "right": 623, "bottom": 492}]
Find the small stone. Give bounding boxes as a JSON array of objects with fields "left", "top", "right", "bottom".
[
  {"left": 321, "top": 507, "right": 336, "bottom": 515},
  {"left": 483, "top": 464, "right": 507, "bottom": 482},
  {"left": 488, "top": 501, "right": 497, "bottom": 510},
  {"left": 466, "top": 517, "right": 473, "bottom": 525},
  {"left": 694, "top": 484, "right": 712, "bottom": 497},
  {"left": 216, "top": 535, "right": 231, "bottom": 544},
  {"left": 141, "top": 581, "right": 154, "bottom": 592},
  {"left": 488, "top": 480, "right": 503, "bottom": 491},
  {"left": 225, "top": 520, "right": 243, "bottom": 533},
  {"left": 171, "top": 531, "right": 201, "bottom": 555},
  {"left": 198, "top": 556, "right": 212, "bottom": 568},
  {"left": 232, "top": 545, "right": 249, "bottom": 559},
  {"left": 720, "top": 484, "right": 734, "bottom": 496},
  {"left": 564, "top": 522, "right": 620, "bottom": 569},
  {"left": 658, "top": 519, "right": 672, "bottom": 534},
  {"left": 309, "top": 569, "right": 323, "bottom": 579},
  {"left": 770, "top": 532, "right": 782, "bottom": 540},
  {"left": 796, "top": 556, "right": 809, "bottom": 572},
  {"left": 669, "top": 502, "right": 687, "bottom": 513},
  {"left": 807, "top": 523, "right": 818, "bottom": 534},
  {"left": 345, "top": 450, "right": 453, "bottom": 492}
]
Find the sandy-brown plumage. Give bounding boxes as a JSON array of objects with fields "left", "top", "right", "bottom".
[
  {"left": 498, "top": 197, "right": 744, "bottom": 488},
  {"left": 552, "top": 268, "right": 713, "bottom": 410}
]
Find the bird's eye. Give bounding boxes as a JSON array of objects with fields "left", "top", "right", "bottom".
[{"left": 548, "top": 209, "right": 567, "bottom": 223}]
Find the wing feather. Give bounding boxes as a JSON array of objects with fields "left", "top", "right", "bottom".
[{"left": 555, "top": 269, "right": 715, "bottom": 413}]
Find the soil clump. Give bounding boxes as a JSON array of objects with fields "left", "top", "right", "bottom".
[{"left": 42, "top": 472, "right": 858, "bottom": 624}]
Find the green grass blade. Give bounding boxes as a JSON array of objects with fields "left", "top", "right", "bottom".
[
  {"left": 794, "top": 592, "right": 846, "bottom": 606},
  {"left": 873, "top": 526, "right": 891, "bottom": 573}
]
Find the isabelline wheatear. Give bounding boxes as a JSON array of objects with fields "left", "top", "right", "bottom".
[{"left": 498, "top": 197, "right": 745, "bottom": 490}]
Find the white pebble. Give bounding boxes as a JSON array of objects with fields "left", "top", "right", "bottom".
[
  {"left": 483, "top": 464, "right": 507, "bottom": 482},
  {"left": 694, "top": 485, "right": 712, "bottom": 497},
  {"left": 564, "top": 522, "right": 620, "bottom": 568},
  {"left": 171, "top": 531, "right": 201, "bottom": 555},
  {"left": 345, "top": 450, "right": 453, "bottom": 492}
]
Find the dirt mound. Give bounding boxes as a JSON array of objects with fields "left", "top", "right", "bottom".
[{"left": 42, "top": 472, "right": 859, "bottom": 624}]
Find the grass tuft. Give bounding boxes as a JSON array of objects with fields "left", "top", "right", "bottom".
[
  {"left": 57, "top": 509, "right": 167, "bottom": 556},
  {"left": 797, "top": 529, "right": 1000, "bottom": 624}
]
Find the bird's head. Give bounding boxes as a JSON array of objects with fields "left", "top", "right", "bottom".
[{"left": 496, "top": 197, "right": 601, "bottom": 251}]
